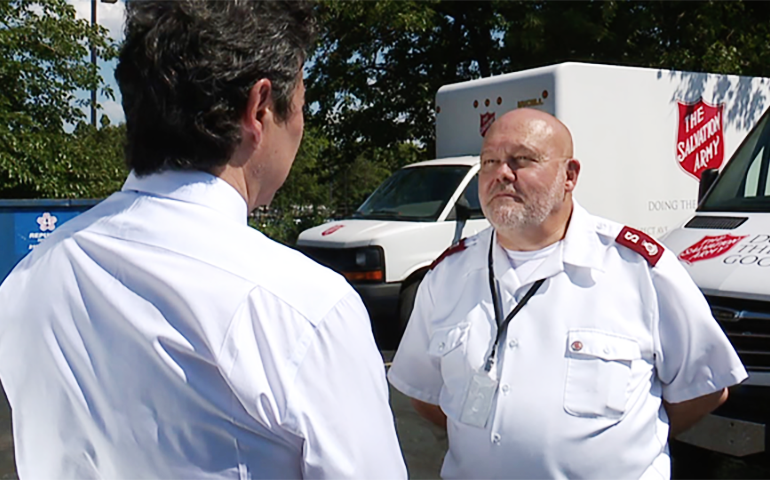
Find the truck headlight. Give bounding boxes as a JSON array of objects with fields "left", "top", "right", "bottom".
[{"left": 343, "top": 247, "right": 384, "bottom": 283}]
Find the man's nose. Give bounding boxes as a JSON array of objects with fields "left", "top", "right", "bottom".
[{"left": 496, "top": 161, "right": 516, "bottom": 182}]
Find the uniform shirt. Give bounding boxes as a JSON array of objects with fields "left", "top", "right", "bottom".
[
  {"left": 388, "top": 202, "right": 746, "bottom": 480},
  {"left": 0, "top": 170, "right": 407, "bottom": 479}
]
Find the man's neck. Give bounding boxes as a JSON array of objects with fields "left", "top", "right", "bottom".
[
  {"left": 496, "top": 202, "right": 573, "bottom": 252},
  {"left": 210, "top": 143, "right": 261, "bottom": 212}
]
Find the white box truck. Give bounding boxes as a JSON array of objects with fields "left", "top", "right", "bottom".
[
  {"left": 296, "top": 62, "right": 770, "bottom": 347},
  {"left": 661, "top": 103, "right": 770, "bottom": 463}
]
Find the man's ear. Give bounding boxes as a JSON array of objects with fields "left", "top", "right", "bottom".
[
  {"left": 243, "top": 78, "right": 273, "bottom": 145},
  {"left": 565, "top": 158, "right": 580, "bottom": 192}
]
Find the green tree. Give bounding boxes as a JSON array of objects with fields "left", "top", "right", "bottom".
[
  {"left": 306, "top": 0, "right": 770, "bottom": 189},
  {"left": 0, "top": 0, "right": 123, "bottom": 199}
]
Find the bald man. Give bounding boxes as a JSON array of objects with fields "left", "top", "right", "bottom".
[{"left": 388, "top": 109, "right": 746, "bottom": 479}]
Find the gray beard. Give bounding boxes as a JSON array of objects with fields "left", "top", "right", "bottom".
[{"left": 482, "top": 178, "right": 564, "bottom": 234}]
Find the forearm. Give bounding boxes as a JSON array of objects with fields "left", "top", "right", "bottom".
[
  {"left": 411, "top": 398, "right": 447, "bottom": 430},
  {"left": 664, "top": 388, "right": 729, "bottom": 438}
]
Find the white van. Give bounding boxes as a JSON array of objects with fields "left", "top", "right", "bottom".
[
  {"left": 661, "top": 106, "right": 770, "bottom": 461},
  {"left": 297, "top": 62, "right": 770, "bottom": 347}
]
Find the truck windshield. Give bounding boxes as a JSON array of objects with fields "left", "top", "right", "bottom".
[
  {"left": 352, "top": 165, "right": 471, "bottom": 221},
  {"left": 700, "top": 109, "right": 770, "bottom": 212}
]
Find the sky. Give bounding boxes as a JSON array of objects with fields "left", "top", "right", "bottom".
[{"left": 68, "top": 0, "right": 126, "bottom": 125}]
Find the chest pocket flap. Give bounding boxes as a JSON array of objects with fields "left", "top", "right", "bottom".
[
  {"left": 564, "top": 329, "right": 642, "bottom": 419},
  {"left": 567, "top": 330, "right": 641, "bottom": 361},
  {"left": 428, "top": 323, "right": 470, "bottom": 357}
]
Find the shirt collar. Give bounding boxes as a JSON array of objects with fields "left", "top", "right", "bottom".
[
  {"left": 491, "top": 200, "right": 605, "bottom": 290},
  {"left": 561, "top": 200, "right": 606, "bottom": 272},
  {"left": 122, "top": 169, "right": 249, "bottom": 225}
]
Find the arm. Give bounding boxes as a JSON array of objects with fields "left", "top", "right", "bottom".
[
  {"left": 664, "top": 387, "right": 728, "bottom": 438},
  {"left": 652, "top": 251, "right": 746, "bottom": 419},
  {"left": 291, "top": 292, "right": 407, "bottom": 479},
  {"left": 411, "top": 398, "right": 447, "bottom": 430}
]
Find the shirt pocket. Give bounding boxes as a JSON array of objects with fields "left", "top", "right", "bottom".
[
  {"left": 428, "top": 323, "right": 471, "bottom": 417},
  {"left": 564, "top": 329, "right": 641, "bottom": 419}
]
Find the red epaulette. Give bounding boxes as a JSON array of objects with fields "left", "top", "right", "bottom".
[
  {"left": 430, "top": 238, "right": 467, "bottom": 270},
  {"left": 615, "top": 226, "right": 664, "bottom": 267}
]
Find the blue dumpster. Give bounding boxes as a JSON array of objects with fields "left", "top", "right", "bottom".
[{"left": 0, "top": 199, "right": 100, "bottom": 282}]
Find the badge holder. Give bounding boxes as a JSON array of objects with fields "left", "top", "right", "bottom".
[{"left": 459, "top": 370, "right": 499, "bottom": 428}]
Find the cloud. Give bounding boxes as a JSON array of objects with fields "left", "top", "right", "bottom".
[
  {"left": 101, "top": 98, "right": 125, "bottom": 125},
  {"left": 69, "top": 0, "right": 126, "bottom": 42}
]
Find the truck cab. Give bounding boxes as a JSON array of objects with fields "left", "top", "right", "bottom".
[
  {"left": 296, "top": 156, "right": 488, "bottom": 346},
  {"left": 663, "top": 106, "right": 770, "bottom": 461}
]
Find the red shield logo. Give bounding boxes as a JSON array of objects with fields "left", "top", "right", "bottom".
[
  {"left": 677, "top": 99, "right": 725, "bottom": 180},
  {"left": 321, "top": 225, "right": 344, "bottom": 236},
  {"left": 678, "top": 234, "right": 747, "bottom": 264},
  {"left": 480, "top": 112, "right": 496, "bottom": 137}
]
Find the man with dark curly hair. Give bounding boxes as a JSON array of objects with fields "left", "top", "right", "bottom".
[{"left": 0, "top": 2, "right": 406, "bottom": 478}]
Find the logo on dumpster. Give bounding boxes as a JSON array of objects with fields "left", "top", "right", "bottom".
[
  {"left": 678, "top": 234, "right": 747, "bottom": 264},
  {"left": 36, "top": 212, "right": 58, "bottom": 232}
]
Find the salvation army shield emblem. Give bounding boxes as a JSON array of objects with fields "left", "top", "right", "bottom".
[
  {"left": 676, "top": 99, "right": 725, "bottom": 180},
  {"left": 678, "top": 234, "right": 747, "bottom": 264},
  {"left": 480, "top": 112, "right": 496, "bottom": 137}
]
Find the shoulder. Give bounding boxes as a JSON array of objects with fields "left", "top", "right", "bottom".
[
  {"left": 613, "top": 226, "right": 665, "bottom": 267},
  {"left": 241, "top": 233, "right": 355, "bottom": 324},
  {"left": 584, "top": 210, "right": 664, "bottom": 267},
  {"left": 429, "top": 229, "right": 488, "bottom": 273}
]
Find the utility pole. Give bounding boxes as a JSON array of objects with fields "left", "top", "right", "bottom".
[
  {"left": 90, "top": 0, "right": 97, "bottom": 127},
  {"left": 90, "top": 0, "right": 118, "bottom": 128}
]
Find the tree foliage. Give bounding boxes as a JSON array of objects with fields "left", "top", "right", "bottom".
[
  {"left": 304, "top": 0, "right": 770, "bottom": 196},
  {"left": 0, "top": 0, "right": 122, "bottom": 198},
  {"left": 5, "top": 0, "right": 770, "bottom": 242}
]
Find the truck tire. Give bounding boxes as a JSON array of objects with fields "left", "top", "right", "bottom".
[{"left": 396, "top": 275, "right": 423, "bottom": 346}]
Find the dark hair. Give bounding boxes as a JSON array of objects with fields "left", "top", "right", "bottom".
[{"left": 115, "top": 0, "right": 316, "bottom": 175}]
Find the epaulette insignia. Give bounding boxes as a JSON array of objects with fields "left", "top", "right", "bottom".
[
  {"left": 430, "top": 238, "right": 467, "bottom": 270},
  {"left": 615, "top": 226, "right": 664, "bottom": 267}
]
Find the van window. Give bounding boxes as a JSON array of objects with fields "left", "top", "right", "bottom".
[
  {"left": 700, "top": 110, "right": 770, "bottom": 212},
  {"left": 352, "top": 165, "right": 471, "bottom": 221},
  {"left": 446, "top": 174, "right": 486, "bottom": 220}
]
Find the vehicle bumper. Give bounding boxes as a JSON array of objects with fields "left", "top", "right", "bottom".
[
  {"left": 352, "top": 282, "right": 401, "bottom": 347},
  {"left": 675, "top": 382, "right": 769, "bottom": 461}
]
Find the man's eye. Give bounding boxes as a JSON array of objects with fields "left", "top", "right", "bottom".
[{"left": 512, "top": 156, "right": 535, "bottom": 166}]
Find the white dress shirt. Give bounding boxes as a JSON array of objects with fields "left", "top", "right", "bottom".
[
  {"left": 389, "top": 202, "right": 746, "bottom": 479},
  {"left": 0, "top": 170, "right": 407, "bottom": 479}
]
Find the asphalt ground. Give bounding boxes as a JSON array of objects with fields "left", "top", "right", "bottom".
[{"left": 1, "top": 354, "right": 769, "bottom": 479}]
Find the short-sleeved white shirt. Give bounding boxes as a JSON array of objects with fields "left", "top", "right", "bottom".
[
  {"left": 0, "top": 170, "right": 407, "bottom": 479},
  {"left": 388, "top": 202, "right": 746, "bottom": 480}
]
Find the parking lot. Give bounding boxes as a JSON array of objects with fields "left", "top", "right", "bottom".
[{"left": 1, "top": 353, "right": 769, "bottom": 479}]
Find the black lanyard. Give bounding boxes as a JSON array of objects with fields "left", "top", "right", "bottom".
[{"left": 484, "top": 233, "right": 545, "bottom": 372}]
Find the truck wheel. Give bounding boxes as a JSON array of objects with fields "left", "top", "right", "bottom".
[{"left": 396, "top": 276, "right": 422, "bottom": 344}]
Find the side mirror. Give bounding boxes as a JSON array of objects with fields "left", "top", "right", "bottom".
[
  {"left": 452, "top": 198, "right": 471, "bottom": 245},
  {"left": 455, "top": 197, "right": 472, "bottom": 223},
  {"left": 698, "top": 168, "right": 719, "bottom": 204}
]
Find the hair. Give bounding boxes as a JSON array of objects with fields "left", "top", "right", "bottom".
[{"left": 115, "top": 0, "right": 316, "bottom": 175}]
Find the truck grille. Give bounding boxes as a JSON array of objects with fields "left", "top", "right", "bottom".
[
  {"left": 684, "top": 216, "right": 748, "bottom": 230},
  {"left": 295, "top": 246, "right": 349, "bottom": 272},
  {"left": 706, "top": 295, "right": 770, "bottom": 371}
]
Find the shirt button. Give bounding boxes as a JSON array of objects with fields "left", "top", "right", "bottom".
[
  {"left": 492, "top": 433, "right": 501, "bottom": 444},
  {"left": 603, "top": 346, "right": 610, "bottom": 354},
  {"left": 508, "top": 339, "right": 518, "bottom": 348},
  {"left": 438, "top": 342, "right": 445, "bottom": 352},
  {"left": 501, "top": 384, "right": 510, "bottom": 394},
  {"left": 571, "top": 340, "right": 583, "bottom": 352}
]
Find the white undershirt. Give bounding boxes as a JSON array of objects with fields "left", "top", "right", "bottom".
[{"left": 504, "top": 241, "right": 561, "bottom": 285}]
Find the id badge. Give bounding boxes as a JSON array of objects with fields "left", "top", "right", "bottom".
[{"left": 459, "top": 371, "right": 499, "bottom": 428}]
